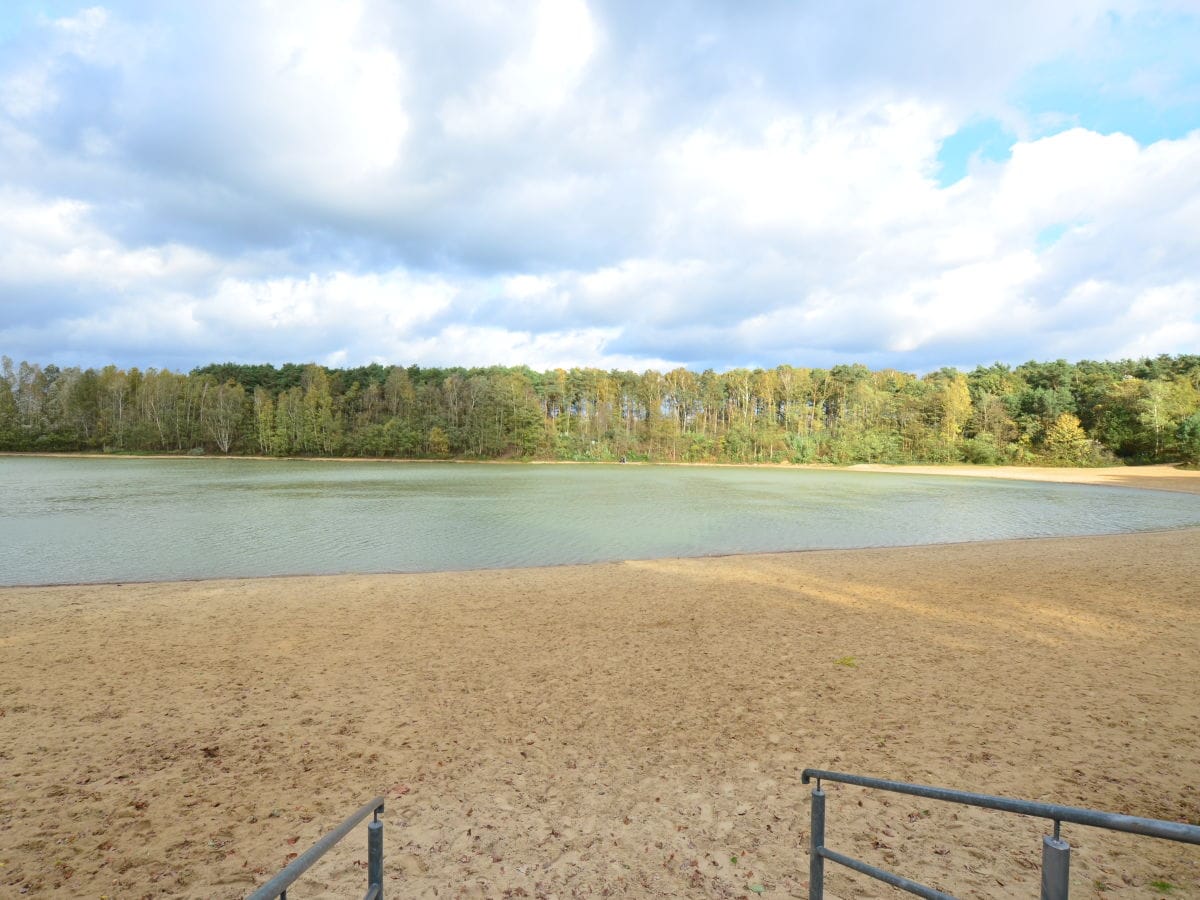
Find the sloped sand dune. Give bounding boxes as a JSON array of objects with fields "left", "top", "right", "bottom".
[{"left": 1, "top": 467, "right": 1198, "bottom": 898}]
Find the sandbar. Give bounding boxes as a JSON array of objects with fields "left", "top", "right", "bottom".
[{"left": 848, "top": 462, "right": 1200, "bottom": 496}]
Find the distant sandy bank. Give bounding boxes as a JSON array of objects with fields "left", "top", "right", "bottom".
[
  {"left": 847, "top": 462, "right": 1200, "bottom": 495},
  {"left": 6, "top": 450, "right": 1200, "bottom": 494}
]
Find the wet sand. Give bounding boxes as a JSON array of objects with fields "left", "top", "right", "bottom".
[{"left": 1, "top": 466, "right": 1198, "bottom": 898}]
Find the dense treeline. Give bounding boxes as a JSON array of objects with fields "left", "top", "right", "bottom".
[{"left": 3, "top": 355, "right": 1200, "bottom": 466}]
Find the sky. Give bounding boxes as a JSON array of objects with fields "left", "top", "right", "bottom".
[{"left": 1, "top": 1, "right": 1199, "bottom": 374}]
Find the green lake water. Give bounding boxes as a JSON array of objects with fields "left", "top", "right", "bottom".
[{"left": 1, "top": 456, "right": 1198, "bottom": 586}]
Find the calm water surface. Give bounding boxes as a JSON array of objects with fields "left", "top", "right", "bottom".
[{"left": 1, "top": 456, "right": 1198, "bottom": 585}]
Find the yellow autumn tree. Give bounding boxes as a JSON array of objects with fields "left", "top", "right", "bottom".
[
  {"left": 1044, "top": 412, "right": 1090, "bottom": 464},
  {"left": 427, "top": 425, "right": 450, "bottom": 457}
]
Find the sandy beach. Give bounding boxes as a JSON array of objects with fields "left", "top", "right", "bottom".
[
  {"left": 2, "top": 466, "right": 1199, "bottom": 898},
  {"left": 847, "top": 463, "right": 1200, "bottom": 496}
]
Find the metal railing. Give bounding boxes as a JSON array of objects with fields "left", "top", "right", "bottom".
[
  {"left": 247, "top": 795, "right": 385, "bottom": 900},
  {"left": 801, "top": 769, "right": 1200, "bottom": 899}
]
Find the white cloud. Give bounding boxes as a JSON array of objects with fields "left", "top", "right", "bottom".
[
  {"left": 60, "top": 294, "right": 205, "bottom": 349},
  {"left": 665, "top": 102, "right": 952, "bottom": 237},
  {"left": 1, "top": 1, "right": 1199, "bottom": 372},
  {"left": 251, "top": 0, "right": 408, "bottom": 179},
  {"left": 1113, "top": 281, "right": 1200, "bottom": 358},
  {"left": 575, "top": 258, "right": 713, "bottom": 322},
  {"left": 51, "top": 6, "right": 109, "bottom": 42},
  {"left": 502, "top": 274, "right": 556, "bottom": 300},
  {"left": 990, "top": 129, "right": 1143, "bottom": 228},
  {"left": 440, "top": 0, "right": 598, "bottom": 137},
  {"left": 0, "top": 6, "right": 135, "bottom": 119},
  {"left": 0, "top": 188, "right": 216, "bottom": 289},
  {"left": 392, "top": 324, "right": 677, "bottom": 372},
  {"left": 202, "top": 271, "right": 453, "bottom": 334},
  {"left": 1, "top": 64, "right": 56, "bottom": 118}
]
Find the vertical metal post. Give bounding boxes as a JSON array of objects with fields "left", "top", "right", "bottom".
[
  {"left": 1040, "top": 829, "right": 1070, "bottom": 900},
  {"left": 368, "top": 809, "right": 384, "bottom": 900},
  {"left": 809, "top": 786, "right": 825, "bottom": 900}
]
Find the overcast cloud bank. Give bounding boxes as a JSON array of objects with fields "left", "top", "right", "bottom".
[{"left": 1, "top": 0, "right": 1198, "bottom": 372}]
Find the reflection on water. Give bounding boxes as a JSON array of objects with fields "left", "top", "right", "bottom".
[{"left": 1, "top": 457, "right": 1198, "bottom": 585}]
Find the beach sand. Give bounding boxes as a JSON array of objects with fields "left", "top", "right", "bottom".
[
  {"left": 847, "top": 463, "right": 1200, "bottom": 496},
  {"left": 1, "top": 466, "right": 1199, "bottom": 898}
]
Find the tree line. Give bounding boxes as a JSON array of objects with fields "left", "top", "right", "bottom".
[{"left": 2, "top": 354, "right": 1199, "bottom": 466}]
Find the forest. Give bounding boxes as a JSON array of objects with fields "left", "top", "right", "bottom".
[{"left": 2, "top": 355, "right": 1199, "bottom": 467}]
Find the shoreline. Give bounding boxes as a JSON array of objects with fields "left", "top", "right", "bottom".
[
  {"left": 1, "top": 458, "right": 1197, "bottom": 591},
  {"left": 2, "top": 530, "right": 1198, "bottom": 897},
  {"left": 6, "top": 449, "right": 1199, "bottom": 494},
  {"left": 6, "top": 523, "right": 1200, "bottom": 592},
  {"left": 3, "top": 454, "right": 1198, "bottom": 592},
  {"left": 3, "top": 459, "right": 1199, "bottom": 896},
  {"left": 846, "top": 461, "right": 1200, "bottom": 495}
]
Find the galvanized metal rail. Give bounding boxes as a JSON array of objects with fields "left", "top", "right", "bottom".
[
  {"left": 801, "top": 768, "right": 1200, "bottom": 899},
  {"left": 246, "top": 795, "right": 385, "bottom": 900}
]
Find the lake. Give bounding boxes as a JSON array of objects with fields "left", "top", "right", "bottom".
[{"left": 1, "top": 456, "right": 1198, "bottom": 586}]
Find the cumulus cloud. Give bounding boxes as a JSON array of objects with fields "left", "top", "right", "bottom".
[
  {"left": 0, "top": 1, "right": 1197, "bottom": 372},
  {"left": 440, "top": 0, "right": 598, "bottom": 138}
]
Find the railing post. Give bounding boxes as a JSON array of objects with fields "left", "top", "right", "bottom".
[
  {"left": 368, "top": 808, "right": 384, "bottom": 899},
  {"left": 809, "top": 785, "right": 825, "bottom": 900},
  {"left": 1040, "top": 828, "right": 1070, "bottom": 900}
]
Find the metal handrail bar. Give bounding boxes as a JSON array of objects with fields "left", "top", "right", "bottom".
[
  {"left": 817, "top": 847, "right": 954, "bottom": 900},
  {"left": 801, "top": 769, "right": 1200, "bottom": 844},
  {"left": 802, "top": 769, "right": 1200, "bottom": 900},
  {"left": 247, "top": 795, "right": 385, "bottom": 900}
]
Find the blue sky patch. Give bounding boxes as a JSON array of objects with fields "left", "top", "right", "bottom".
[
  {"left": 936, "top": 118, "right": 1015, "bottom": 186},
  {"left": 1017, "top": 10, "right": 1200, "bottom": 145},
  {"left": 0, "top": 1, "right": 76, "bottom": 43},
  {"left": 1036, "top": 223, "right": 1070, "bottom": 250}
]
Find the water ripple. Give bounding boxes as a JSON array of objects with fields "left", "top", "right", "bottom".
[{"left": 1, "top": 457, "right": 1198, "bottom": 586}]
